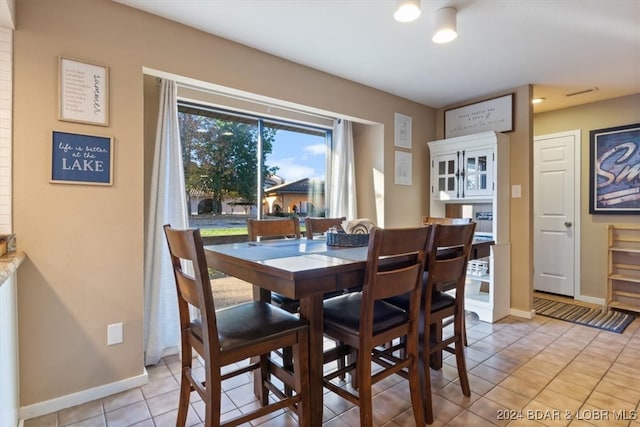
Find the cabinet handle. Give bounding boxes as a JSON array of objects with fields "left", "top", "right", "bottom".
[{"left": 564, "top": 221, "right": 572, "bottom": 228}]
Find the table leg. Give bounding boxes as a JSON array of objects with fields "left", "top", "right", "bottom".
[
  {"left": 299, "top": 294, "right": 324, "bottom": 426},
  {"left": 429, "top": 321, "right": 443, "bottom": 369}
]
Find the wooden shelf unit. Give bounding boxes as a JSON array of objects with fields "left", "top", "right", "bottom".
[{"left": 607, "top": 225, "right": 640, "bottom": 313}]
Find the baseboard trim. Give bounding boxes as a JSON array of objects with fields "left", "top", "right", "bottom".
[
  {"left": 575, "top": 295, "right": 605, "bottom": 306},
  {"left": 19, "top": 369, "right": 148, "bottom": 421},
  {"left": 510, "top": 307, "right": 535, "bottom": 319}
]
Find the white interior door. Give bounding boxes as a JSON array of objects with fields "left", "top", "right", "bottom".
[{"left": 533, "top": 130, "right": 580, "bottom": 297}]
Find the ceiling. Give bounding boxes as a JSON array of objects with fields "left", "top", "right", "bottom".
[{"left": 115, "top": 0, "right": 640, "bottom": 113}]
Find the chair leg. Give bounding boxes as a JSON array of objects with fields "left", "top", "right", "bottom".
[
  {"left": 407, "top": 339, "right": 425, "bottom": 426},
  {"left": 176, "top": 371, "right": 191, "bottom": 427},
  {"left": 177, "top": 346, "right": 193, "bottom": 427},
  {"left": 259, "top": 354, "right": 271, "bottom": 406},
  {"left": 421, "top": 334, "right": 435, "bottom": 424},
  {"left": 294, "top": 331, "right": 311, "bottom": 427},
  {"left": 462, "top": 312, "right": 468, "bottom": 346},
  {"left": 348, "top": 350, "right": 358, "bottom": 389},
  {"left": 357, "top": 352, "right": 374, "bottom": 427},
  {"left": 336, "top": 342, "right": 346, "bottom": 381},
  {"left": 428, "top": 321, "right": 443, "bottom": 369},
  {"left": 455, "top": 314, "right": 471, "bottom": 396},
  {"left": 282, "top": 346, "right": 294, "bottom": 396},
  {"left": 207, "top": 384, "right": 222, "bottom": 427}
]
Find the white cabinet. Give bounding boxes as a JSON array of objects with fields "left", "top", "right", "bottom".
[
  {"left": 430, "top": 136, "right": 496, "bottom": 200},
  {"left": 428, "top": 131, "right": 511, "bottom": 323}
]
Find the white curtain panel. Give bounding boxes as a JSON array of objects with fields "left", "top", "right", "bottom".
[
  {"left": 328, "top": 119, "right": 357, "bottom": 219},
  {"left": 143, "top": 78, "right": 188, "bottom": 365}
]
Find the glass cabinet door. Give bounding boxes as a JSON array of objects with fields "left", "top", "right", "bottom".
[
  {"left": 464, "top": 148, "right": 493, "bottom": 197},
  {"left": 432, "top": 153, "right": 458, "bottom": 199}
]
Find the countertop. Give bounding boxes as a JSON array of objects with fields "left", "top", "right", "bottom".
[{"left": 0, "top": 251, "right": 25, "bottom": 287}]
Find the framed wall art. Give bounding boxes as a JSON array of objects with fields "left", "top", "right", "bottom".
[
  {"left": 58, "top": 57, "right": 110, "bottom": 126},
  {"left": 589, "top": 123, "right": 640, "bottom": 214},
  {"left": 51, "top": 130, "right": 114, "bottom": 186},
  {"left": 445, "top": 94, "right": 513, "bottom": 138},
  {"left": 394, "top": 113, "right": 412, "bottom": 149},
  {"left": 394, "top": 150, "right": 412, "bottom": 186}
]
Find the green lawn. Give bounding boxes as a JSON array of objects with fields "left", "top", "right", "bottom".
[
  {"left": 199, "top": 227, "right": 246, "bottom": 237},
  {"left": 199, "top": 226, "right": 306, "bottom": 237}
]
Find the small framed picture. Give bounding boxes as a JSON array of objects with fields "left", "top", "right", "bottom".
[
  {"left": 51, "top": 130, "right": 114, "bottom": 186},
  {"left": 394, "top": 113, "right": 412, "bottom": 149},
  {"left": 58, "top": 57, "right": 109, "bottom": 126},
  {"left": 589, "top": 123, "right": 640, "bottom": 214},
  {"left": 394, "top": 150, "right": 412, "bottom": 186}
]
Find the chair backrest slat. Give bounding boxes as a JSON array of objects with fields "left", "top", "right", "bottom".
[
  {"left": 305, "top": 216, "right": 346, "bottom": 239},
  {"left": 425, "top": 222, "right": 476, "bottom": 295},
  {"left": 247, "top": 218, "right": 301, "bottom": 241},
  {"left": 362, "top": 226, "right": 432, "bottom": 317}
]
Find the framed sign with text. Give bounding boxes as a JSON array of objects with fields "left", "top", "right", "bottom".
[
  {"left": 51, "top": 130, "right": 113, "bottom": 186},
  {"left": 445, "top": 94, "right": 513, "bottom": 138},
  {"left": 589, "top": 123, "right": 640, "bottom": 214},
  {"left": 58, "top": 57, "right": 109, "bottom": 126}
]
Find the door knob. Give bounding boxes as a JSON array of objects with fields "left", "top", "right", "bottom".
[{"left": 564, "top": 221, "right": 572, "bottom": 227}]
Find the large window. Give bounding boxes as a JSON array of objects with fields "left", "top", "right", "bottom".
[{"left": 178, "top": 103, "right": 330, "bottom": 234}]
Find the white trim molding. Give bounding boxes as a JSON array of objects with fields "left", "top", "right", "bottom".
[
  {"left": 19, "top": 370, "right": 148, "bottom": 422},
  {"left": 510, "top": 307, "right": 536, "bottom": 320}
]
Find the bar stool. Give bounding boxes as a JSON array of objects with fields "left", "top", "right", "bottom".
[
  {"left": 321, "top": 226, "right": 432, "bottom": 427},
  {"left": 163, "top": 224, "right": 310, "bottom": 427}
]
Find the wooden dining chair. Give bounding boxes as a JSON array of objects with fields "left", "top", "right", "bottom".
[
  {"left": 422, "top": 216, "right": 473, "bottom": 346},
  {"left": 304, "top": 216, "right": 346, "bottom": 239},
  {"left": 247, "top": 217, "right": 301, "bottom": 241},
  {"left": 163, "top": 225, "right": 310, "bottom": 427},
  {"left": 321, "top": 226, "right": 432, "bottom": 427},
  {"left": 246, "top": 217, "right": 302, "bottom": 312},
  {"left": 419, "top": 223, "right": 477, "bottom": 423}
]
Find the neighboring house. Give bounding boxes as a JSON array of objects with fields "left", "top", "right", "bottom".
[
  {"left": 264, "top": 178, "right": 326, "bottom": 216},
  {"left": 189, "top": 175, "right": 298, "bottom": 215}
]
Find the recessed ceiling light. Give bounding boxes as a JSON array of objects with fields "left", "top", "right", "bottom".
[{"left": 531, "top": 98, "right": 546, "bottom": 104}]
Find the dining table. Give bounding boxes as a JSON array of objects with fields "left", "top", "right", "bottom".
[{"left": 204, "top": 236, "right": 493, "bottom": 425}]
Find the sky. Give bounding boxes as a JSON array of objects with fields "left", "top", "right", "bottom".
[{"left": 267, "top": 129, "right": 327, "bottom": 183}]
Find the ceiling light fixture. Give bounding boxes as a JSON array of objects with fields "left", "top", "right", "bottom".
[
  {"left": 531, "top": 97, "right": 546, "bottom": 104},
  {"left": 394, "top": 0, "right": 421, "bottom": 23},
  {"left": 432, "top": 7, "right": 458, "bottom": 43}
]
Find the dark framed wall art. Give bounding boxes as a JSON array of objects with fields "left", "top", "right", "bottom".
[
  {"left": 589, "top": 123, "right": 640, "bottom": 214},
  {"left": 51, "top": 130, "right": 114, "bottom": 186}
]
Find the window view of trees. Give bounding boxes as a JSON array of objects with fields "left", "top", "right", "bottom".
[
  {"left": 178, "top": 109, "right": 278, "bottom": 214},
  {"left": 178, "top": 103, "right": 329, "bottom": 236}
]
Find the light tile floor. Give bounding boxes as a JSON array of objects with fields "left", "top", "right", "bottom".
[{"left": 24, "top": 303, "right": 640, "bottom": 427}]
